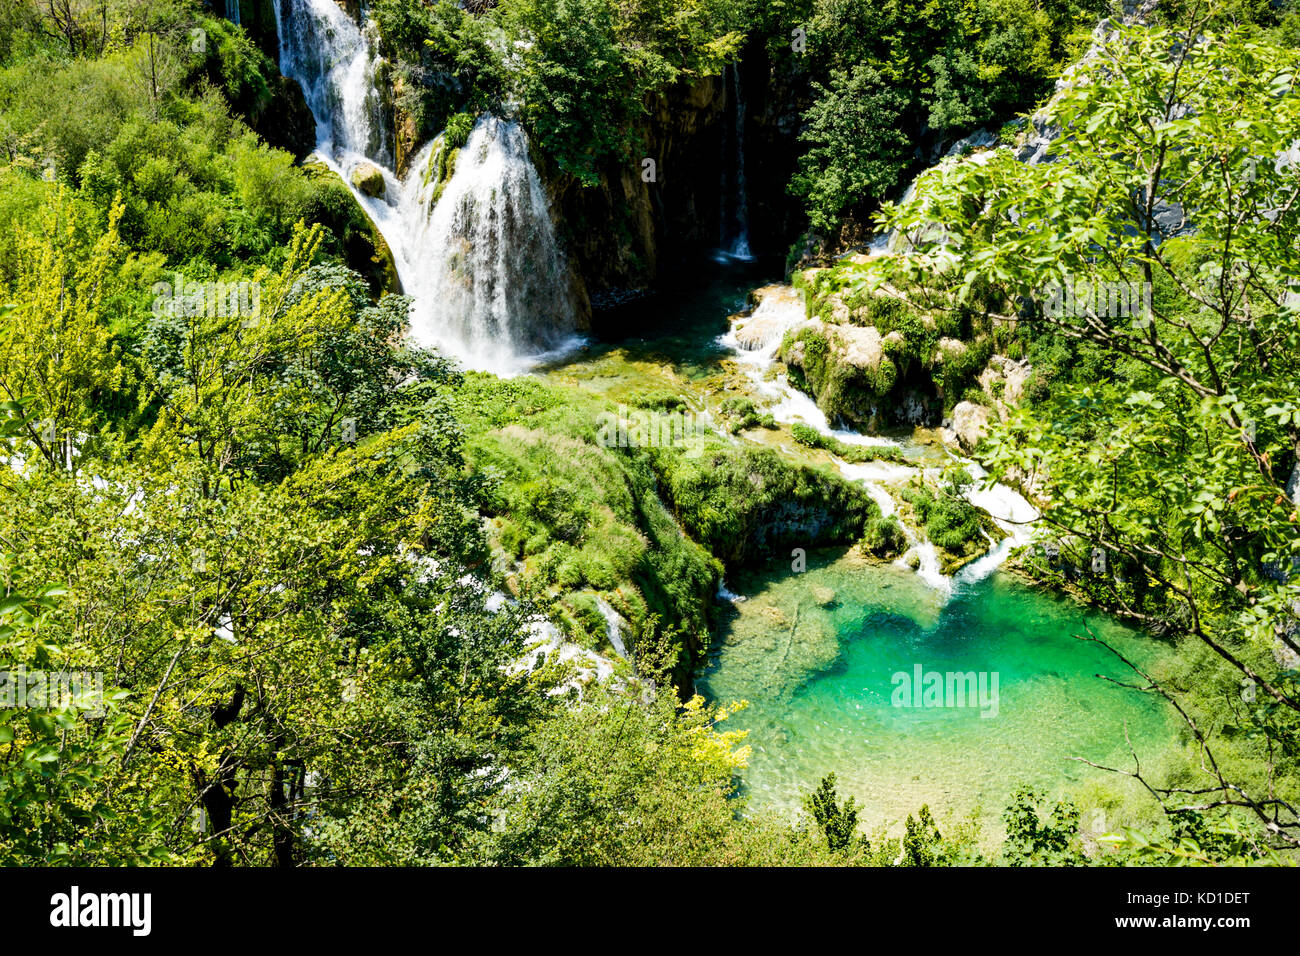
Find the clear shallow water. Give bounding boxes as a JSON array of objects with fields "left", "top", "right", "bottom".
[
  {"left": 701, "top": 549, "right": 1178, "bottom": 836},
  {"left": 541, "top": 258, "right": 1181, "bottom": 838}
]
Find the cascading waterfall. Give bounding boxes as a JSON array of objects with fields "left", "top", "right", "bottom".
[
  {"left": 717, "top": 287, "right": 962, "bottom": 588},
  {"left": 276, "top": 0, "right": 390, "bottom": 165},
  {"left": 720, "top": 287, "right": 896, "bottom": 449},
  {"left": 720, "top": 284, "right": 1043, "bottom": 593},
  {"left": 224, "top": 0, "right": 241, "bottom": 26},
  {"left": 952, "top": 461, "right": 1040, "bottom": 586},
  {"left": 406, "top": 117, "right": 582, "bottom": 371},
  {"left": 719, "top": 62, "right": 753, "bottom": 260},
  {"left": 273, "top": 0, "right": 580, "bottom": 375}
]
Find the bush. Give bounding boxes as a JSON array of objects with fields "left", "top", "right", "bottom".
[
  {"left": 863, "top": 514, "right": 907, "bottom": 558},
  {"left": 902, "top": 473, "right": 987, "bottom": 557},
  {"left": 444, "top": 111, "right": 475, "bottom": 149}
]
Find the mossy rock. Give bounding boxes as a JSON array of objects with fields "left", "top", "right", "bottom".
[
  {"left": 350, "top": 162, "right": 386, "bottom": 198},
  {"left": 299, "top": 162, "right": 400, "bottom": 296}
]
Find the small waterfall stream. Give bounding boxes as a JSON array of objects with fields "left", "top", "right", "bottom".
[
  {"left": 273, "top": 0, "right": 580, "bottom": 375},
  {"left": 719, "top": 62, "right": 753, "bottom": 261},
  {"left": 718, "top": 284, "right": 1040, "bottom": 593}
]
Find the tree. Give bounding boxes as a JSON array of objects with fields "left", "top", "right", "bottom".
[
  {"left": 0, "top": 189, "right": 130, "bottom": 471},
  {"left": 803, "top": 771, "right": 861, "bottom": 851},
  {"left": 1001, "top": 787, "right": 1084, "bottom": 866},
  {"left": 860, "top": 21, "right": 1300, "bottom": 854},
  {"left": 791, "top": 64, "right": 911, "bottom": 232},
  {"left": 924, "top": 47, "right": 990, "bottom": 137}
]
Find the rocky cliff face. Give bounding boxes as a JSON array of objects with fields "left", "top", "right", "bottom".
[
  {"left": 539, "top": 76, "right": 728, "bottom": 317},
  {"left": 540, "top": 41, "right": 814, "bottom": 323},
  {"left": 739, "top": 39, "right": 813, "bottom": 261}
]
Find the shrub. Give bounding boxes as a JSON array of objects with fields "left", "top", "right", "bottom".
[
  {"left": 444, "top": 111, "right": 475, "bottom": 149},
  {"left": 863, "top": 514, "right": 907, "bottom": 558}
]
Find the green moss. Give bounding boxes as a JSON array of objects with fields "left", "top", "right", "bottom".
[
  {"left": 790, "top": 421, "right": 906, "bottom": 464},
  {"left": 420, "top": 135, "right": 462, "bottom": 207},
  {"left": 719, "top": 396, "right": 776, "bottom": 434},
  {"left": 782, "top": 326, "right": 898, "bottom": 427},
  {"left": 453, "top": 372, "right": 885, "bottom": 678},
  {"left": 453, "top": 374, "right": 719, "bottom": 678},
  {"left": 653, "top": 446, "right": 880, "bottom": 567},
  {"left": 299, "top": 161, "right": 399, "bottom": 295},
  {"left": 862, "top": 514, "right": 907, "bottom": 558},
  {"left": 620, "top": 388, "right": 689, "bottom": 412}
]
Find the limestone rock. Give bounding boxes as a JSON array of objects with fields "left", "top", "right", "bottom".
[
  {"left": 936, "top": 338, "right": 967, "bottom": 364},
  {"left": 831, "top": 324, "right": 884, "bottom": 371},
  {"left": 350, "top": 162, "right": 386, "bottom": 198},
  {"left": 977, "top": 354, "right": 1034, "bottom": 420},
  {"left": 950, "top": 401, "right": 990, "bottom": 452},
  {"left": 943, "top": 127, "right": 998, "bottom": 158}
]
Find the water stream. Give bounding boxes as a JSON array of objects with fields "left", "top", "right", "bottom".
[{"left": 539, "top": 260, "right": 1178, "bottom": 839}]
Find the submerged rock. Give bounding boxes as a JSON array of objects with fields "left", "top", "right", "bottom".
[
  {"left": 810, "top": 584, "right": 837, "bottom": 606},
  {"left": 759, "top": 604, "right": 793, "bottom": 629}
]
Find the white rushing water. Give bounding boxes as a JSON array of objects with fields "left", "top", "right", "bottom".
[
  {"left": 276, "top": 0, "right": 390, "bottom": 164},
  {"left": 719, "top": 288, "right": 898, "bottom": 448},
  {"left": 719, "top": 284, "right": 1045, "bottom": 594},
  {"left": 275, "top": 0, "right": 581, "bottom": 375},
  {"left": 406, "top": 117, "right": 584, "bottom": 371},
  {"left": 594, "top": 597, "right": 628, "bottom": 658},
  {"left": 718, "top": 62, "right": 753, "bottom": 261}
]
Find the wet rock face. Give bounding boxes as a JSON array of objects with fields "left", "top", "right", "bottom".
[
  {"left": 251, "top": 74, "right": 318, "bottom": 160},
  {"left": 741, "top": 39, "right": 814, "bottom": 257},
  {"left": 546, "top": 74, "right": 728, "bottom": 308},
  {"left": 548, "top": 42, "right": 810, "bottom": 313}
]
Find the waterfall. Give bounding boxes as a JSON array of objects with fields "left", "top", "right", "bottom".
[
  {"left": 719, "top": 62, "right": 753, "bottom": 261},
  {"left": 406, "top": 117, "right": 582, "bottom": 371},
  {"left": 225, "top": 0, "right": 241, "bottom": 26},
  {"left": 274, "top": 0, "right": 581, "bottom": 375},
  {"left": 275, "top": 0, "right": 390, "bottom": 165},
  {"left": 594, "top": 597, "right": 628, "bottom": 658}
]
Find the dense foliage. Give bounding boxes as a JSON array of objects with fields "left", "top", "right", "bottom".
[
  {"left": 1, "top": 0, "right": 1297, "bottom": 868},
  {"left": 860, "top": 19, "right": 1300, "bottom": 859}
]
